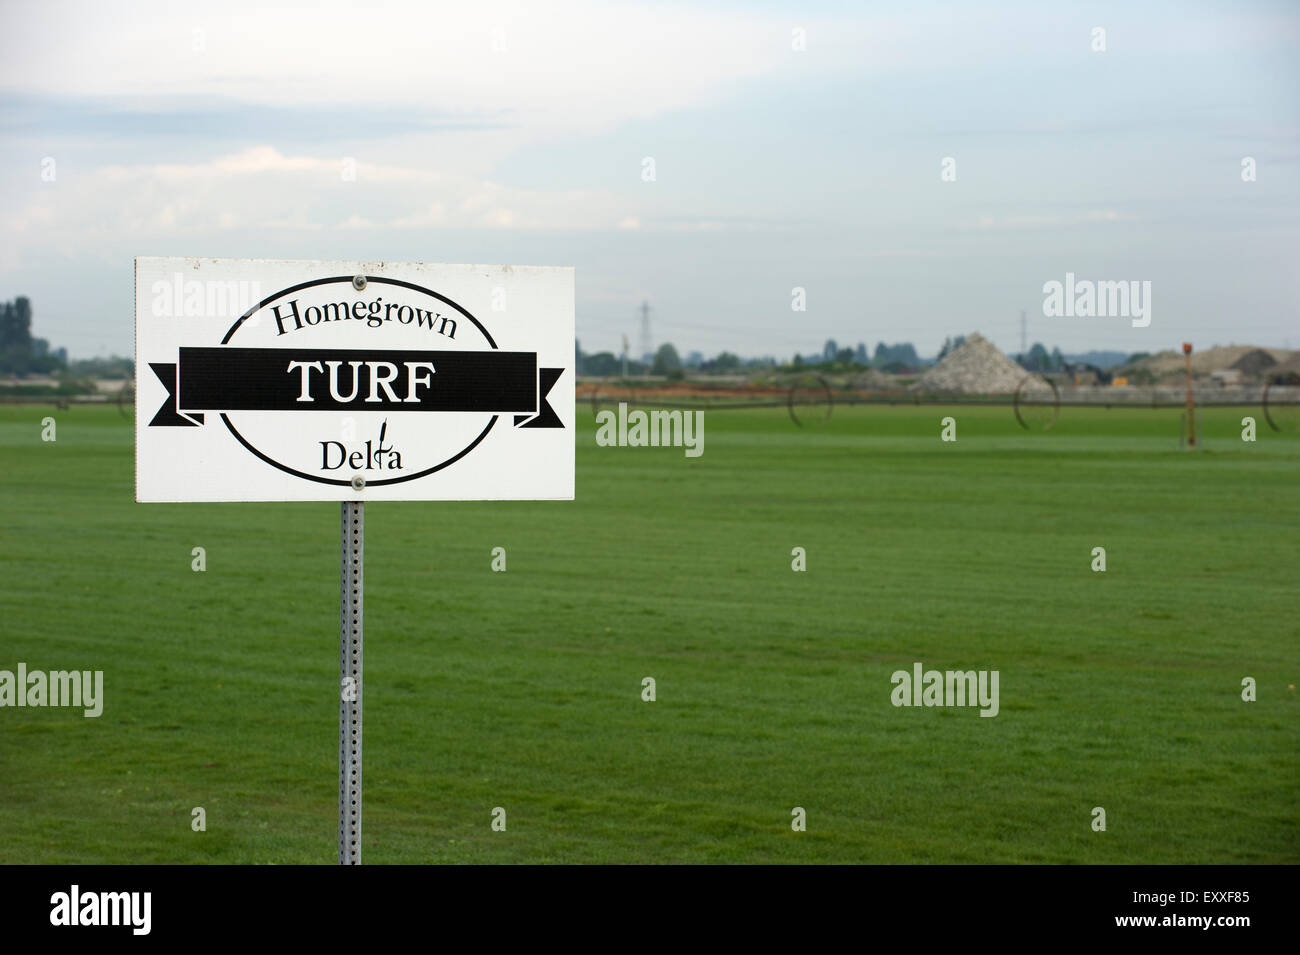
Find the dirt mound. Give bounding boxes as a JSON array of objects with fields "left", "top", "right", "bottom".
[
  {"left": 1267, "top": 354, "right": 1300, "bottom": 383},
  {"left": 1126, "top": 345, "right": 1293, "bottom": 379},
  {"left": 1232, "top": 348, "right": 1279, "bottom": 375},
  {"left": 909, "top": 332, "right": 1049, "bottom": 395}
]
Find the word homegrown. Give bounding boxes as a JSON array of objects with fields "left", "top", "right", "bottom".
[
  {"left": 0, "top": 663, "right": 103, "bottom": 717},
  {"left": 1042, "top": 272, "right": 1151, "bottom": 327},
  {"left": 271, "top": 297, "right": 457, "bottom": 338},
  {"left": 890, "top": 662, "right": 999, "bottom": 717},
  {"left": 595, "top": 402, "right": 704, "bottom": 457}
]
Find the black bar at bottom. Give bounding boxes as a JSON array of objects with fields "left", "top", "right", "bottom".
[{"left": 2, "top": 864, "right": 1287, "bottom": 940}]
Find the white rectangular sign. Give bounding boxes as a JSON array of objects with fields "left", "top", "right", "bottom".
[{"left": 135, "top": 257, "right": 574, "bottom": 502}]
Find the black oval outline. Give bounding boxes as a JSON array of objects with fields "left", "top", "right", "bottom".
[{"left": 219, "top": 274, "right": 500, "bottom": 486}]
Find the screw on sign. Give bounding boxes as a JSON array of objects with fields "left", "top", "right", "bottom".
[{"left": 135, "top": 258, "right": 575, "bottom": 863}]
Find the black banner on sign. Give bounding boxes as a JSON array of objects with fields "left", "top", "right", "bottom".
[{"left": 149, "top": 347, "right": 564, "bottom": 428}]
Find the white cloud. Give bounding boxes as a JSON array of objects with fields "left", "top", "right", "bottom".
[
  {"left": 0, "top": 1, "right": 817, "bottom": 136},
  {"left": 966, "top": 210, "right": 1139, "bottom": 230},
  {"left": 1, "top": 146, "right": 648, "bottom": 242}
]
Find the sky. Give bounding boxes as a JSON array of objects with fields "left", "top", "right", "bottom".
[{"left": 1, "top": 0, "right": 1297, "bottom": 360}]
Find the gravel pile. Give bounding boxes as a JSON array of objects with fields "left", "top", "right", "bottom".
[{"left": 910, "top": 332, "right": 1049, "bottom": 395}]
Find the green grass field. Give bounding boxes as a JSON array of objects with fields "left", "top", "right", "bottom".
[{"left": 1, "top": 401, "right": 1296, "bottom": 863}]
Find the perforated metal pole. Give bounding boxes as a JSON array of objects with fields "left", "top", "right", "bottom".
[{"left": 339, "top": 501, "right": 364, "bottom": 864}]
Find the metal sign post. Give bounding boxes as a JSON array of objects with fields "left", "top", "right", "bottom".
[{"left": 339, "top": 500, "right": 363, "bottom": 864}]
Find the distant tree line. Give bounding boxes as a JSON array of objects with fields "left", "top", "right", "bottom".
[
  {"left": 788, "top": 339, "right": 924, "bottom": 372},
  {"left": 0, "top": 297, "right": 67, "bottom": 375},
  {"left": 873, "top": 341, "right": 921, "bottom": 370},
  {"left": 575, "top": 331, "right": 1156, "bottom": 379},
  {"left": 577, "top": 339, "right": 767, "bottom": 377},
  {"left": 576, "top": 336, "right": 930, "bottom": 375},
  {"left": 1016, "top": 342, "right": 1066, "bottom": 373},
  {"left": 0, "top": 296, "right": 135, "bottom": 382}
]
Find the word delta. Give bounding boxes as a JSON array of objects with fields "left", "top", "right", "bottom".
[
  {"left": 890, "top": 662, "right": 999, "bottom": 717},
  {"left": 289, "top": 359, "right": 436, "bottom": 404},
  {"left": 321, "top": 421, "right": 402, "bottom": 472},
  {"left": 272, "top": 298, "right": 457, "bottom": 337},
  {"left": 50, "top": 885, "right": 151, "bottom": 935},
  {"left": 0, "top": 664, "right": 103, "bottom": 717},
  {"left": 1042, "top": 272, "right": 1151, "bottom": 327},
  {"left": 595, "top": 402, "right": 704, "bottom": 457}
]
